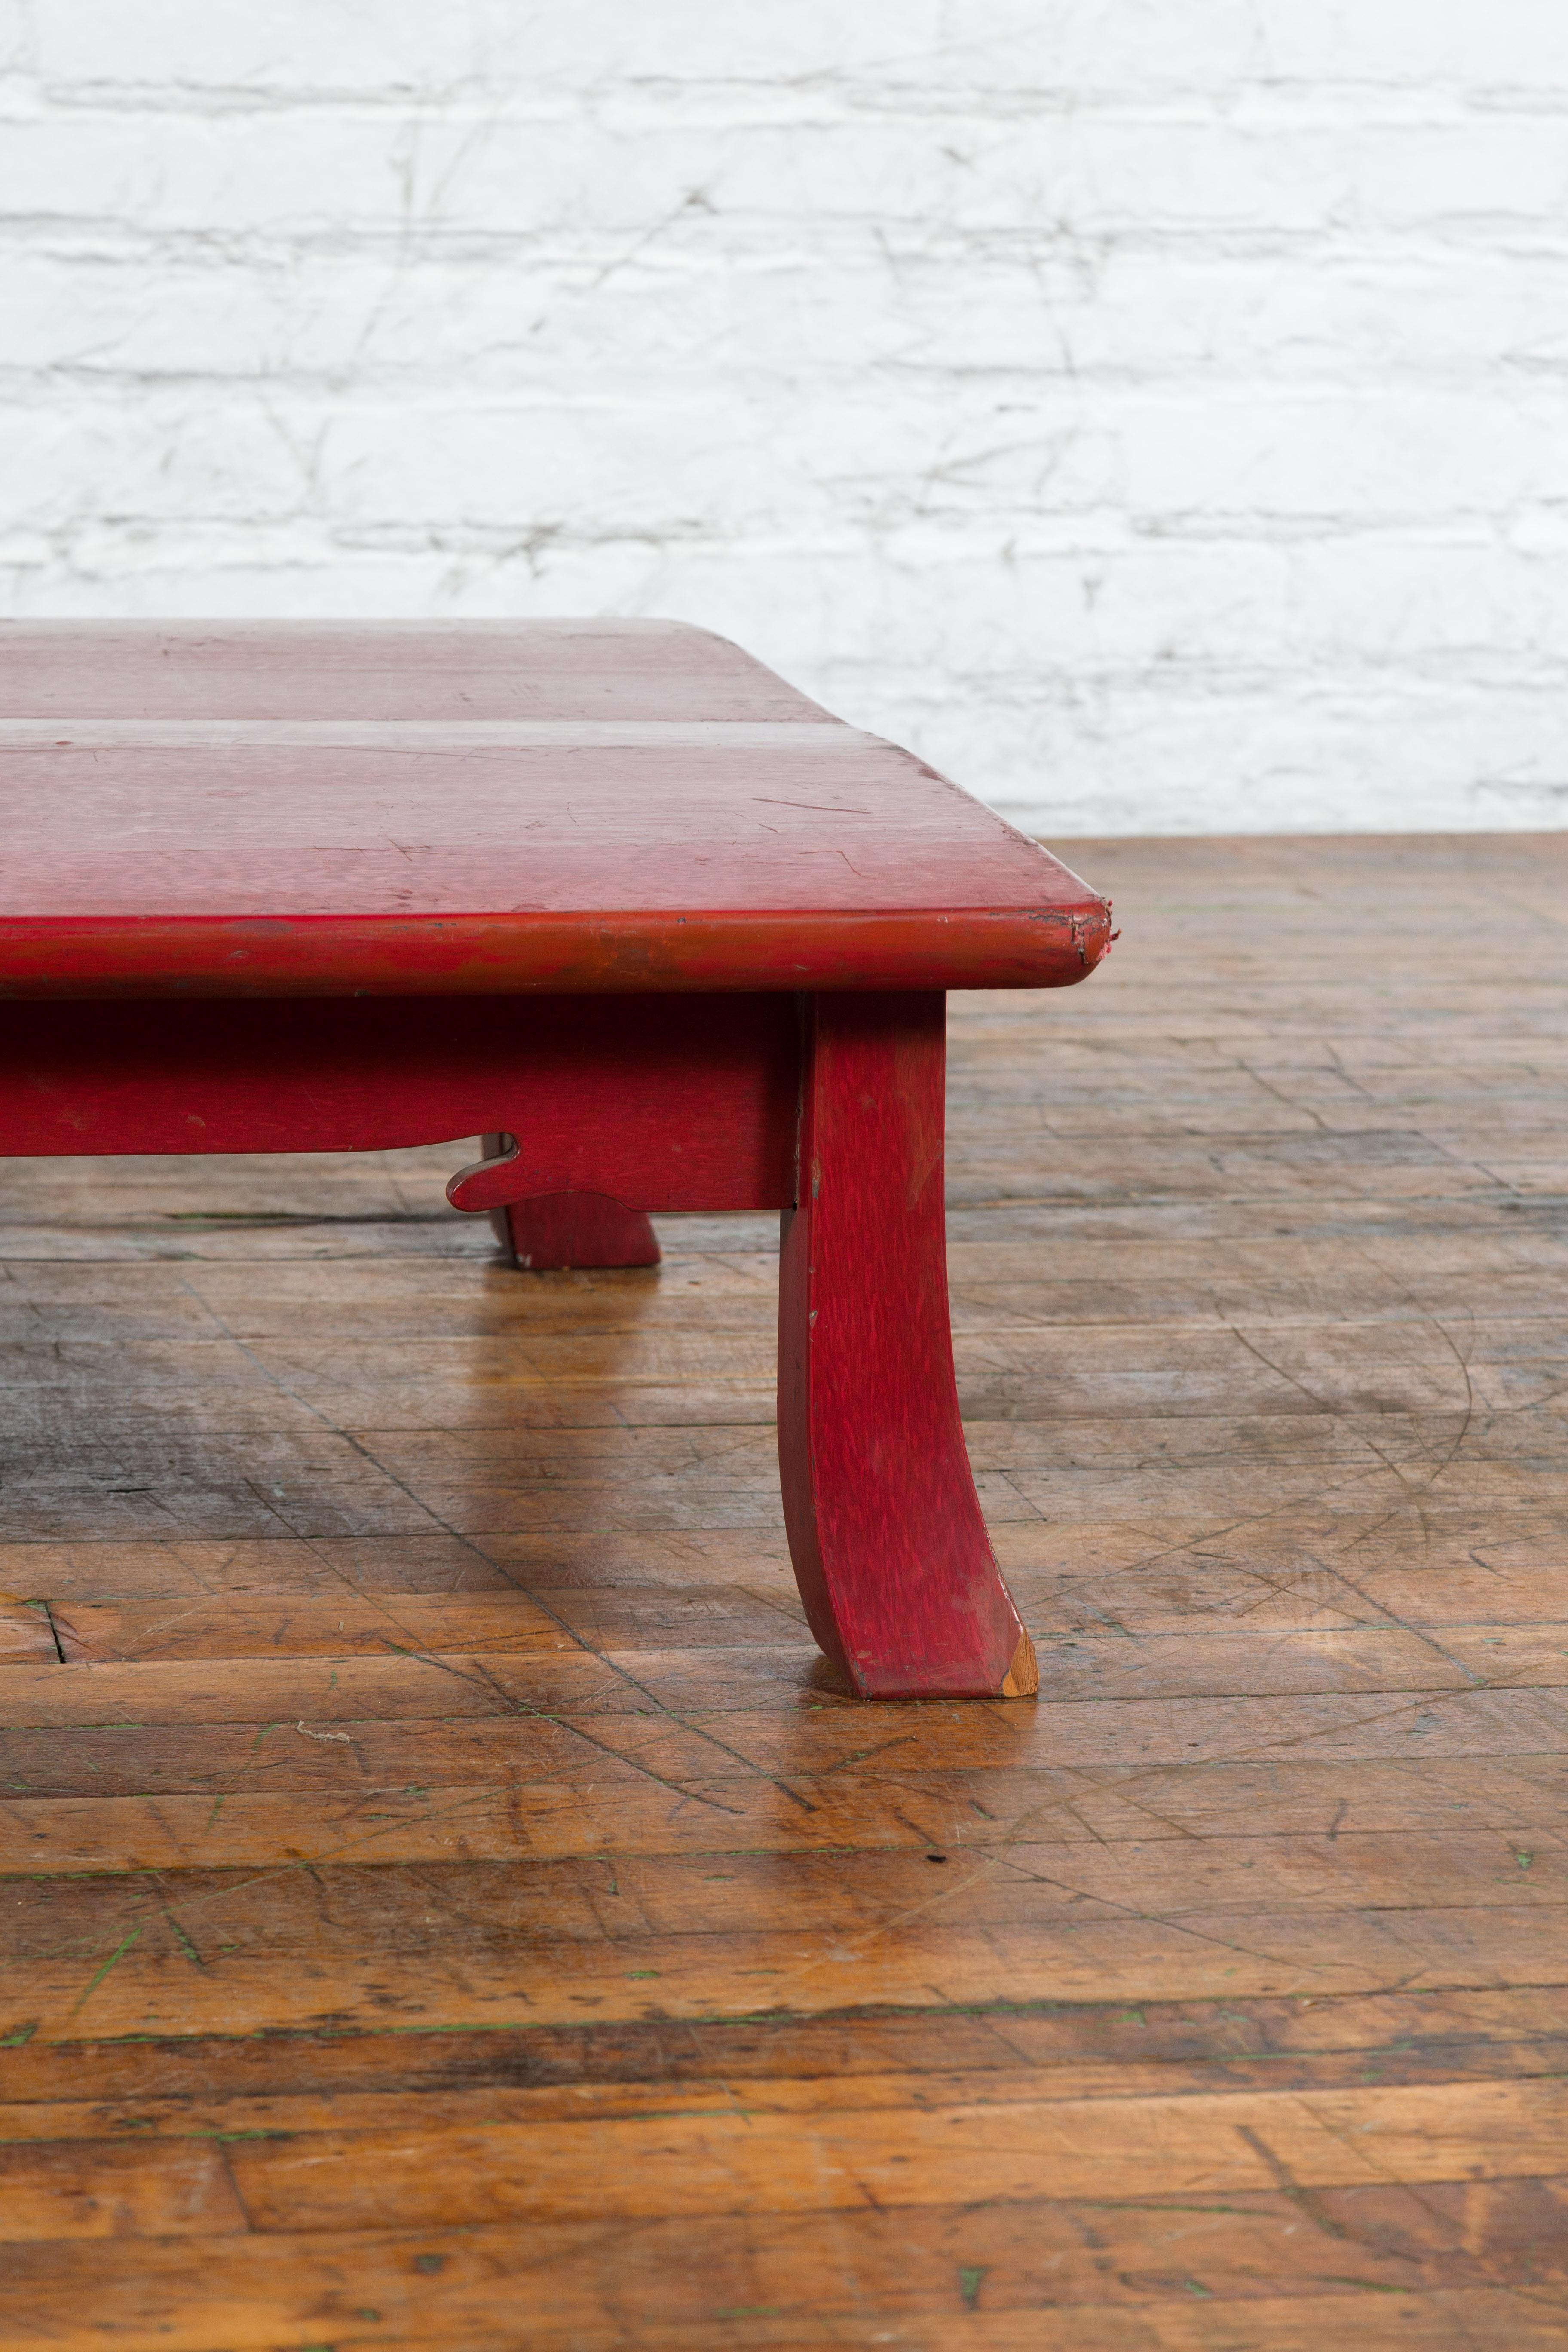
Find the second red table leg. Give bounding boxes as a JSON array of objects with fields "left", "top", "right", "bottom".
[{"left": 481, "top": 1138, "right": 661, "bottom": 1270}]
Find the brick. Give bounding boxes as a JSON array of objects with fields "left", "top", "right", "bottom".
[{"left": 3, "top": 3, "right": 1568, "bottom": 832}]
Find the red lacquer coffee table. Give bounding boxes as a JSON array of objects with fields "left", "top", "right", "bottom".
[{"left": 0, "top": 621, "right": 1110, "bottom": 1700}]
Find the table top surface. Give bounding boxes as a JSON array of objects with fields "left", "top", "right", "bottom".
[{"left": 0, "top": 621, "right": 1110, "bottom": 998}]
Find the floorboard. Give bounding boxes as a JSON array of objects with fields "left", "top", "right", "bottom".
[{"left": 2, "top": 834, "right": 1566, "bottom": 2347}]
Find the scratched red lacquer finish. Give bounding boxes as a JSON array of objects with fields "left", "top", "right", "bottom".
[
  {"left": 0, "top": 620, "right": 1106, "bottom": 1699},
  {"left": 0, "top": 619, "right": 1111, "bottom": 999}
]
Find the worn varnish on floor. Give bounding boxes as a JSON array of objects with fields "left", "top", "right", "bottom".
[{"left": 2, "top": 833, "right": 1567, "bottom": 2351}]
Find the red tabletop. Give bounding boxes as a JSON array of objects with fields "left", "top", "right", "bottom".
[{"left": 0, "top": 621, "right": 1109, "bottom": 998}]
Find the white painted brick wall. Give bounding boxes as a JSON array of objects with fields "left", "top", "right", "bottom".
[{"left": 3, "top": 1, "right": 1565, "bottom": 832}]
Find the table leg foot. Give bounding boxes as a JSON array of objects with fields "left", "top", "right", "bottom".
[
  {"left": 776, "top": 994, "right": 1034, "bottom": 1701},
  {"left": 480, "top": 1141, "right": 660, "bottom": 1270},
  {"left": 1002, "top": 1631, "right": 1040, "bottom": 1698}
]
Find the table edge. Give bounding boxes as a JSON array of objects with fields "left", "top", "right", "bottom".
[{"left": 0, "top": 903, "right": 1114, "bottom": 998}]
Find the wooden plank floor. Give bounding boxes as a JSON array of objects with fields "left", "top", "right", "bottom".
[{"left": 2, "top": 834, "right": 1567, "bottom": 2350}]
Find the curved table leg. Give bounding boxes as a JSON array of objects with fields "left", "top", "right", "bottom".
[
  {"left": 480, "top": 1137, "right": 661, "bottom": 1271},
  {"left": 776, "top": 993, "right": 1037, "bottom": 1701}
]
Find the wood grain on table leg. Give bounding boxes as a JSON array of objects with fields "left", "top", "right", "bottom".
[{"left": 777, "top": 991, "right": 1034, "bottom": 1700}]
